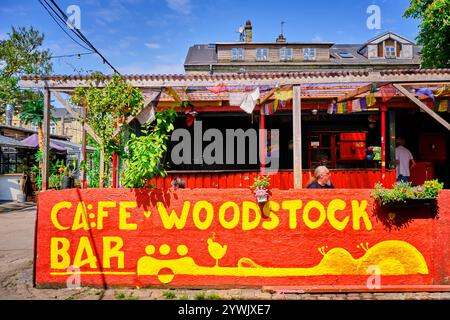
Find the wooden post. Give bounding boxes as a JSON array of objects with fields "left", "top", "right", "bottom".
[
  {"left": 112, "top": 152, "right": 118, "bottom": 188},
  {"left": 293, "top": 85, "right": 302, "bottom": 189},
  {"left": 381, "top": 105, "right": 387, "bottom": 185},
  {"left": 260, "top": 110, "right": 266, "bottom": 176},
  {"left": 80, "top": 106, "right": 87, "bottom": 188},
  {"left": 42, "top": 89, "right": 51, "bottom": 190},
  {"left": 389, "top": 110, "right": 396, "bottom": 170}
]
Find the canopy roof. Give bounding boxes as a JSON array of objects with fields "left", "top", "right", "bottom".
[{"left": 21, "top": 134, "right": 67, "bottom": 153}]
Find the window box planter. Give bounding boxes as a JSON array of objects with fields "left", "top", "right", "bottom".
[{"left": 376, "top": 198, "right": 437, "bottom": 210}]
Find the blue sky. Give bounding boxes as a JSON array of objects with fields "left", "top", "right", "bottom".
[{"left": 0, "top": 0, "right": 420, "bottom": 75}]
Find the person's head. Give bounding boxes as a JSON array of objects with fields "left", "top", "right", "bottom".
[
  {"left": 396, "top": 137, "right": 406, "bottom": 147},
  {"left": 314, "top": 166, "right": 331, "bottom": 186},
  {"left": 171, "top": 177, "right": 185, "bottom": 189}
]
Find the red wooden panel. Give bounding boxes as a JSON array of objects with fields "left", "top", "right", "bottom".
[
  {"left": 280, "top": 172, "right": 289, "bottom": 190},
  {"left": 212, "top": 174, "right": 219, "bottom": 188},
  {"left": 219, "top": 174, "right": 227, "bottom": 188},
  {"left": 271, "top": 172, "right": 280, "bottom": 189},
  {"left": 203, "top": 175, "right": 211, "bottom": 188},
  {"left": 195, "top": 174, "right": 203, "bottom": 188},
  {"left": 242, "top": 173, "right": 251, "bottom": 188},
  {"left": 234, "top": 173, "right": 243, "bottom": 188}
]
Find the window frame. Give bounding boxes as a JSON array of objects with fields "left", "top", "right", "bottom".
[
  {"left": 385, "top": 45, "right": 396, "bottom": 59},
  {"left": 232, "top": 47, "right": 244, "bottom": 61},
  {"left": 303, "top": 48, "right": 316, "bottom": 61},
  {"left": 256, "top": 48, "right": 268, "bottom": 61},
  {"left": 280, "top": 47, "right": 293, "bottom": 61}
]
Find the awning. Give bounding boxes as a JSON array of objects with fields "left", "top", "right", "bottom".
[{"left": 21, "top": 134, "right": 67, "bottom": 153}]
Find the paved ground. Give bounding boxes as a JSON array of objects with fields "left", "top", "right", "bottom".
[{"left": 0, "top": 203, "right": 449, "bottom": 301}]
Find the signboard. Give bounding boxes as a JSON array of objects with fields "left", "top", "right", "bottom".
[{"left": 35, "top": 189, "right": 449, "bottom": 289}]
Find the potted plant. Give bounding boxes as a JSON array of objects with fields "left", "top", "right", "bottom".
[
  {"left": 371, "top": 179, "right": 443, "bottom": 209},
  {"left": 250, "top": 175, "right": 271, "bottom": 204}
]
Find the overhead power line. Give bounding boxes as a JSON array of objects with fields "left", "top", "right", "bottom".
[
  {"left": 38, "top": 0, "right": 121, "bottom": 75},
  {"left": 38, "top": 0, "right": 92, "bottom": 52}
]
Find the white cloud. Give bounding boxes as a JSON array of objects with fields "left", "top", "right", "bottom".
[
  {"left": 312, "top": 35, "right": 323, "bottom": 42},
  {"left": 145, "top": 42, "right": 161, "bottom": 49},
  {"left": 165, "top": 0, "right": 192, "bottom": 15}
]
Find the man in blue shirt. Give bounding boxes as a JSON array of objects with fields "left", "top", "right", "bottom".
[{"left": 307, "top": 166, "right": 335, "bottom": 189}]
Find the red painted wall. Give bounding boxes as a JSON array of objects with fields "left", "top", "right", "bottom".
[
  {"left": 151, "top": 170, "right": 397, "bottom": 190},
  {"left": 34, "top": 188, "right": 449, "bottom": 290}
]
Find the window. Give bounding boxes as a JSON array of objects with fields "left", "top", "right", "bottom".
[
  {"left": 303, "top": 48, "right": 316, "bottom": 61},
  {"left": 232, "top": 48, "right": 244, "bottom": 61},
  {"left": 50, "top": 122, "right": 57, "bottom": 135},
  {"left": 337, "top": 51, "right": 354, "bottom": 58},
  {"left": 280, "top": 47, "right": 293, "bottom": 61},
  {"left": 385, "top": 46, "right": 396, "bottom": 58},
  {"left": 256, "top": 48, "right": 268, "bottom": 61},
  {"left": 31, "top": 122, "right": 38, "bottom": 132}
]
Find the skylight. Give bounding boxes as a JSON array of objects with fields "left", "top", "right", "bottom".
[{"left": 338, "top": 51, "right": 354, "bottom": 58}]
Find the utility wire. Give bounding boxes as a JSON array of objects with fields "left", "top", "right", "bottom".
[
  {"left": 38, "top": 0, "right": 92, "bottom": 52},
  {"left": 48, "top": 0, "right": 121, "bottom": 75},
  {"left": 50, "top": 52, "right": 95, "bottom": 59}
]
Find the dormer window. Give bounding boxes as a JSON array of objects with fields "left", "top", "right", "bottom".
[
  {"left": 304, "top": 48, "right": 316, "bottom": 61},
  {"left": 232, "top": 48, "right": 244, "bottom": 61},
  {"left": 256, "top": 48, "right": 268, "bottom": 61},
  {"left": 385, "top": 46, "right": 396, "bottom": 58},
  {"left": 280, "top": 47, "right": 293, "bottom": 61}
]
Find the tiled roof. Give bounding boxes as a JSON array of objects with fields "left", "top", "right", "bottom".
[
  {"left": 21, "top": 68, "right": 450, "bottom": 82},
  {"left": 0, "top": 134, "right": 26, "bottom": 148}
]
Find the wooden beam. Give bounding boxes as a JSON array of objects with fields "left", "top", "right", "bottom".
[
  {"left": 336, "top": 82, "right": 390, "bottom": 103},
  {"left": 20, "top": 71, "right": 450, "bottom": 90},
  {"left": 42, "top": 89, "right": 51, "bottom": 190},
  {"left": 53, "top": 92, "right": 103, "bottom": 145},
  {"left": 393, "top": 84, "right": 450, "bottom": 131},
  {"left": 293, "top": 85, "right": 302, "bottom": 189},
  {"left": 259, "top": 84, "right": 292, "bottom": 105}
]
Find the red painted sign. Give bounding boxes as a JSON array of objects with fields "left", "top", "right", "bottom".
[{"left": 35, "top": 188, "right": 450, "bottom": 290}]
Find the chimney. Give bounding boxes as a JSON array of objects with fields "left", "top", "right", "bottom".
[
  {"left": 276, "top": 34, "right": 286, "bottom": 43},
  {"left": 5, "top": 104, "right": 14, "bottom": 126},
  {"left": 245, "top": 20, "right": 252, "bottom": 42}
]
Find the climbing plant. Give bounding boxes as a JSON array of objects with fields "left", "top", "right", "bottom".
[
  {"left": 121, "top": 108, "right": 177, "bottom": 188},
  {"left": 70, "top": 73, "right": 143, "bottom": 187}
]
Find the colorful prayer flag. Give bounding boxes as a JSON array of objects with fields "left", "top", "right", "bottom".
[
  {"left": 274, "top": 90, "right": 293, "bottom": 101},
  {"left": 352, "top": 99, "right": 361, "bottom": 112},
  {"left": 416, "top": 88, "right": 435, "bottom": 101}
]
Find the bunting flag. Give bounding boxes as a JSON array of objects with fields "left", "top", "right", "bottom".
[
  {"left": 366, "top": 92, "right": 376, "bottom": 107},
  {"left": 327, "top": 103, "right": 334, "bottom": 114},
  {"left": 434, "top": 100, "right": 450, "bottom": 112},
  {"left": 433, "top": 86, "right": 450, "bottom": 98},
  {"left": 229, "top": 92, "right": 247, "bottom": 106},
  {"left": 380, "top": 84, "right": 397, "bottom": 102},
  {"left": 240, "top": 88, "right": 260, "bottom": 114},
  {"left": 260, "top": 102, "right": 277, "bottom": 115},
  {"left": 328, "top": 97, "right": 375, "bottom": 115},
  {"left": 352, "top": 98, "right": 361, "bottom": 112},
  {"left": 415, "top": 88, "right": 435, "bottom": 101},
  {"left": 274, "top": 90, "right": 293, "bottom": 101},
  {"left": 208, "top": 82, "right": 228, "bottom": 94}
]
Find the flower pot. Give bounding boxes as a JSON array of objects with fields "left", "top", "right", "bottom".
[
  {"left": 254, "top": 188, "right": 269, "bottom": 204},
  {"left": 377, "top": 198, "right": 437, "bottom": 210}
]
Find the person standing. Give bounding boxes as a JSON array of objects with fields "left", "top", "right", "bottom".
[
  {"left": 306, "top": 166, "right": 335, "bottom": 189},
  {"left": 395, "top": 137, "right": 416, "bottom": 182}
]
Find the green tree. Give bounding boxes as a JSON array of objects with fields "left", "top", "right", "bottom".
[
  {"left": 404, "top": 0, "right": 450, "bottom": 68},
  {"left": 19, "top": 92, "right": 54, "bottom": 153},
  {"left": 70, "top": 73, "right": 144, "bottom": 187},
  {"left": 0, "top": 26, "right": 52, "bottom": 117}
]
